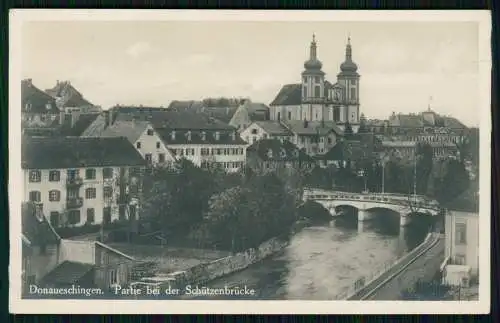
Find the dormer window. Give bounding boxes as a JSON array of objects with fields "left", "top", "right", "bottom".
[
  {"left": 25, "top": 103, "right": 32, "bottom": 112},
  {"left": 201, "top": 131, "right": 206, "bottom": 141},
  {"left": 147, "top": 129, "right": 154, "bottom": 136},
  {"left": 186, "top": 131, "right": 192, "bottom": 141},
  {"left": 171, "top": 131, "right": 176, "bottom": 141},
  {"left": 215, "top": 131, "right": 220, "bottom": 141},
  {"left": 280, "top": 148, "right": 287, "bottom": 158},
  {"left": 231, "top": 132, "right": 236, "bottom": 141},
  {"left": 267, "top": 149, "right": 273, "bottom": 159},
  {"left": 45, "top": 103, "right": 52, "bottom": 111}
]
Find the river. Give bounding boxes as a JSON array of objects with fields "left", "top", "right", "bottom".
[{"left": 190, "top": 209, "right": 433, "bottom": 300}]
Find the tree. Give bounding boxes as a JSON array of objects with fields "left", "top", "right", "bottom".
[
  {"left": 433, "top": 158, "right": 470, "bottom": 207},
  {"left": 415, "top": 142, "right": 434, "bottom": 195}
]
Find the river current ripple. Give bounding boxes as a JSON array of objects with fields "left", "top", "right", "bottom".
[{"left": 192, "top": 211, "right": 431, "bottom": 300}]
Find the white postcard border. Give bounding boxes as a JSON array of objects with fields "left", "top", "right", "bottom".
[{"left": 9, "top": 9, "right": 492, "bottom": 314}]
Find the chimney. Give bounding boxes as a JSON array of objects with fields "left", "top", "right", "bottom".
[
  {"left": 56, "top": 80, "right": 60, "bottom": 85},
  {"left": 201, "top": 131, "right": 206, "bottom": 141},
  {"left": 171, "top": 131, "right": 176, "bottom": 141},
  {"left": 186, "top": 131, "right": 192, "bottom": 141}
]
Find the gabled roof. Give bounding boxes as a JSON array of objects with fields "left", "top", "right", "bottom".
[
  {"left": 253, "top": 121, "right": 293, "bottom": 136},
  {"left": 156, "top": 129, "right": 247, "bottom": 146},
  {"left": 283, "top": 120, "right": 344, "bottom": 136},
  {"left": 21, "top": 79, "right": 58, "bottom": 114},
  {"left": 247, "top": 139, "right": 313, "bottom": 162},
  {"left": 201, "top": 106, "right": 239, "bottom": 124},
  {"left": 98, "top": 120, "right": 151, "bottom": 144},
  {"left": 45, "top": 81, "right": 93, "bottom": 107},
  {"left": 22, "top": 136, "right": 146, "bottom": 169},
  {"left": 323, "top": 140, "right": 369, "bottom": 161},
  {"left": 228, "top": 105, "right": 251, "bottom": 128},
  {"left": 22, "top": 202, "right": 60, "bottom": 247},
  {"left": 40, "top": 261, "right": 94, "bottom": 286}
]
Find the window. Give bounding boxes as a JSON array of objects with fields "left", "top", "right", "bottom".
[
  {"left": 29, "top": 191, "right": 41, "bottom": 202},
  {"left": 351, "top": 79, "right": 356, "bottom": 85},
  {"left": 136, "top": 142, "right": 141, "bottom": 149},
  {"left": 277, "top": 112, "right": 281, "bottom": 120},
  {"left": 50, "top": 212, "right": 59, "bottom": 227},
  {"left": 67, "top": 210, "right": 81, "bottom": 225},
  {"left": 328, "top": 137, "right": 332, "bottom": 144},
  {"left": 49, "top": 190, "right": 61, "bottom": 202},
  {"left": 455, "top": 223, "right": 467, "bottom": 244},
  {"left": 110, "top": 269, "right": 118, "bottom": 286},
  {"left": 251, "top": 129, "right": 258, "bottom": 135},
  {"left": 350, "top": 88, "right": 356, "bottom": 100},
  {"left": 85, "top": 188, "right": 97, "bottom": 199},
  {"left": 67, "top": 169, "right": 79, "bottom": 180},
  {"left": 103, "top": 186, "right": 113, "bottom": 199},
  {"left": 156, "top": 142, "right": 161, "bottom": 149},
  {"left": 86, "top": 208, "right": 95, "bottom": 224},
  {"left": 145, "top": 154, "right": 152, "bottom": 163},
  {"left": 314, "top": 86, "right": 320, "bottom": 98},
  {"left": 29, "top": 170, "right": 41, "bottom": 183},
  {"left": 315, "top": 76, "right": 320, "bottom": 83},
  {"left": 147, "top": 129, "right": 154, "bottom": 136},
  {"left": 49, "top": 170, "right": 60, "bottom": 182},
  {"left": 158, "top": 153, "right": 165, "bottom": 163},
  {"left": 303, "top": 86, "right": 307, "bottom": 98},
  {"left": 85, "top": 168, "right": 96, "bottom": 180},
  {"left": 288, "top": 111, "right": 292, "bottom": 120},
  {"left": 103, "top": 168, "right": 113, "bottom": 179}
]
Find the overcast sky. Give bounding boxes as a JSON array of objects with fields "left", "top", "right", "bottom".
[{"left": 21, "top": 20, "right": 480, "bottom": 126}]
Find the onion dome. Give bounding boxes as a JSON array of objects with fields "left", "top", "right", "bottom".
[
  {"left": 340, "top": 36, "right": 358, "bottom": 73},
  {"left": 303, "top": 34, "right": 323, "bottom": 71}
]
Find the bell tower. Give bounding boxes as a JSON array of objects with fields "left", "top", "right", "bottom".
[
  {"left": 337, "top": 36, "right": 360, "bottom": 129},
  {"left": 302, "top": 34, "right": 325, "bottom": 103}
]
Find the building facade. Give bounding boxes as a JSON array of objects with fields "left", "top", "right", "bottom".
[
  {"left": 22, "top": 137, "right": 146, "bottom": 229},
  {"left": 240, "top": 121, "right": 294, "bottom": 144},
  {"left": 22, "top": 79, "right": 60, "bottom": 129},
  {"left": 269, "top": 35, "right": 361, "bottom": 132},
  {"left": 157, "top": 129, "right": 247, "bottom": 172},
  {"left": 442, "top": 211, "right": 479, "bottom": 287}
]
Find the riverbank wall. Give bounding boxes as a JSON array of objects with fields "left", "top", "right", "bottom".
[{"left": 347, "top": 233, "right": 445, "bottom": 300}]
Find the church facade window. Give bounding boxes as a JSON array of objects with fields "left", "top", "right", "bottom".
[
  {"left": 315, "top": 86, "right": 321, "bottom": 97},
  {"left": 303, "top": 86, "right": 307, "bottom": 98},
  {"left": 350, "top": 88, "right": 356, "bottom": 101}
]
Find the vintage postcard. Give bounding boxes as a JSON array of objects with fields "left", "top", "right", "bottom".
[{"left": 9, "top": 10, "right": 491, "bottom": 314}]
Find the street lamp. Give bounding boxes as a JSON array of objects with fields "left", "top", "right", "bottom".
[{"left": 380, "top": 153, "right": 390, "bottom": 194}]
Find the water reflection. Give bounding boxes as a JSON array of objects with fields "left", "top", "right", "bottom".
[{"left": 195, "top": 211, "right": 431, "bottom": 300}]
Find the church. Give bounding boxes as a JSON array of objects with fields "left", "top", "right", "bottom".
[{"left": 269, "top": 35, "right": 361, "bottom": 133}]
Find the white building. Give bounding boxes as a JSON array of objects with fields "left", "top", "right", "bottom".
[
  {"left": 22, "top": 136, "right": 146, "bottom": 228},
  {"left": 441, "top": 211, "right": 479, "bottom": 287},
  {"left": 240, "top": 121, "right": 293, "bottom": 144},
  {"left": 269, "top": 35, "right": 361, "bottom": 132},
  {"left": 84, "top": 119, "right": 176, "bottom": 167},
  {"left": 157, "top": 128, "right": 247, "bottom": 172}
]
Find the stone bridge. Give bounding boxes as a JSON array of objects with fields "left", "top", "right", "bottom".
[{"left": 303, "top": 188, "right": 441, "bottom": 226}]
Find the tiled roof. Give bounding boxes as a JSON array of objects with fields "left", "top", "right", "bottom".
[
  {"left": 156, "top": 129, "right": 247, "bottom": 146},
  {"left": 270, "top": 84, "right": 302, "bottom": 106},
  {"left": 201, "top": 106, "right": 239, "bottom": 124},
  {"left": 254, "top": 121, "right": 293, "bottom": 136},
  {"left": 40, "top": 261, "right": 94, "bottom": 286},
  {"left": 113, "top": 107, "right": 235, "bottom": 130},
  {"left": 45, "top": 81, "right": 93, "bottom": 107},
  {"left": 283, "top": 120, "right": 344, "bottom": 136},
  {"left": 21, "top": 79, "right": 59, "bottom": 114},
  {"left": 443, "top": 117, "right": 467, "bottom": 129},
  {"left": 323, "top": 140, "right": 369, "bottom": 161},
  {"left": 59, "top": 113, "right": 100, "bottom": 137},
  {"left": 80, "top": 113, "right": 108, "bottom": 137},
  {"left": 247, "top": 139, "right": 314, "bottom": 162},
  {"left": 22, "top": 202, "right": 60, "bottom": 247},
  {"left": 22, "top": 136, "right": 146, "bottom": 169},
  {"left": 98, "top": 120, "right": 151, "bottom": 144},
  {"left": 228, "top": 105, "right": 251, "bottom": 128}
]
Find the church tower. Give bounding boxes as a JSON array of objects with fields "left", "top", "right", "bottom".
[
  {"left": 301, "top": 34, "right": 325, "bottom": 103},
  {"left": 337, "top": 36, "right": 360, "bottom": 129}
]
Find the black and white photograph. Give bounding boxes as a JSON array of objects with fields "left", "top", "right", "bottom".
[{"left": 9, "top": 10, "right": 491, "bottom": 314}]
